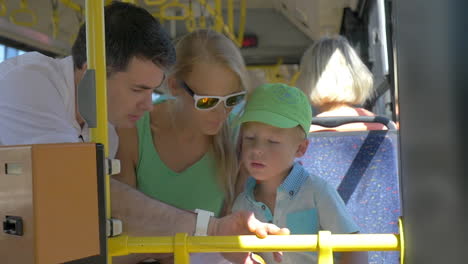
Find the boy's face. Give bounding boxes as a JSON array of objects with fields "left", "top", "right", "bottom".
[{"left": 241, "top": 122, "right": 309, "bottom": 183}]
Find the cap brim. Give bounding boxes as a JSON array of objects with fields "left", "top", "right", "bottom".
[{"left": 238, "top": 110, "right": 299, "bottom": 129}]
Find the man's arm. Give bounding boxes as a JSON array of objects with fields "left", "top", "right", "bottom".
[
  {"left": 339, "top": 251, "right": 368, "bottom": 264},
  {"left": 111, "top": 179, "right": 197, "bottom": 236},
  {"left": 111, "top": 179, "right": 197, "bottom": 263}
]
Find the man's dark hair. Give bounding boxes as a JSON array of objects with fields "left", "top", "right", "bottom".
[{"left": 71, "top": 1, "right": 175, "bottom": 74}]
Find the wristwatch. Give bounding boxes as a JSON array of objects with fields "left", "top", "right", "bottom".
[{"left": 194, "top": 209, "right": 214, "bottom": 236}]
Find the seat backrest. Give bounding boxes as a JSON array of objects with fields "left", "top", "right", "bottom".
[{"left": 300, "top": 129, "right": 401, "bottom": 264}]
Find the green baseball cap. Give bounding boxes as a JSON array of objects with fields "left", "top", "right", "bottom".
[{"left": 239, "top": 83, "right": 312, "bottom": 135}]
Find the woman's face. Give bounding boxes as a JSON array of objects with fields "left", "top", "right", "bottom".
[{"left": 175, "top": 62, "right": 243, "bottom": 136}]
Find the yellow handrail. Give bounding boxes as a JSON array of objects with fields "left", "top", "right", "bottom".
[
  {"left": 289, "top": 71, "right": 301, "bottom": 86},
  {"left": 185, "top": 6, "right": 196, "bottom": 32},
  {"left": 144, "top": 0, "right": 167, "bottom": 5},
  {"left": 51, "top": 0, "right": 60, "bottom": 39},
  {"left": 0, "top": 0, "right": 7, "bottom": 17},
  {"left": 159, "top": 1, "right": 189, "bottom": 21},
  {"left": 85, "top": 2, "right": 110, "bottom": 263},
  {"left": 68, "top": 4, "right": 83, "bottom": 44},
  {"left": 109, "top": 232, "right": 402, "bottom": 264},
  {"left": 59, "top": 0, "right": 81, "bottom": 12},
  {"left": 236, "top": 0, "right": 246, "bottom": 45},
  {"left": 214, "top": 0, "right": 222, "bottom": 32},
  {"left": 193, "top": 0, "right": 245, "bottom": 47},
  {"left": 227, "top": 0, "right": 234, "bottom": 33},
  {"left": 9, "top": 0, "right": 37, "bottom": 27},
  {"left": 247, "top": 59, "right": 302, "bottom": 86}
]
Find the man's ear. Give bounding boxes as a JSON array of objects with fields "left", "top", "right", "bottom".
[
  {"left": 74, "top": 63, "right": 88, "bottom": 87},
  {"left": 295, "top": 138, "right": 309, "bottom": 158}
]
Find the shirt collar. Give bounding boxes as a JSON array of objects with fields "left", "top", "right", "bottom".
[
  {"left": 245, "top": 177, "right": 257, "bottom": 202},
  {"left": 244, "top": 162, "right": 309, "bottom": 199},
  {"left": 278, "top": 162, "right": 309, "bottom": 198}
]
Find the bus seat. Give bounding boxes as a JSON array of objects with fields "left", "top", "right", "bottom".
[{"left": 299, "top": 116, "right": 401, "bottom": 264}]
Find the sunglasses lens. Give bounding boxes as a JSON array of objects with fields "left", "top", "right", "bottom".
[
  {"left": 226, "top": 94, "right": 245, "bottom": 107},
  {"left": 197, "top": 97, "right": 219, "bottom": 109}
]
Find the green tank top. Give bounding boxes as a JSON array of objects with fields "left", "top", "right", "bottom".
[{"left": 135, "top": 112, "right": 224, "bottom": 217}]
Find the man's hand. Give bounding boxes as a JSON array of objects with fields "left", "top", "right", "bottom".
[
  {"left": 208, "top": 210, "right": 290, "bottom": 237},
  {"left": 208, "top": 211, "right": 290, "bottom": 264}
]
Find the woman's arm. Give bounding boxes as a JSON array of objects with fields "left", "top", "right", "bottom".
[{"left": 114, "top": 127, "right": 139, "bottom": 187}]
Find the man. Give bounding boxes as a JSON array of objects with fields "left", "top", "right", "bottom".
[{"left": 0, "top": 2, "right": 288, "bottom": 263}]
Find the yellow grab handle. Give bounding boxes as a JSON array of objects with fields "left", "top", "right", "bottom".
[
  {"left": 9, "top": 8, "right": 37, "bottom": 27},
  {"left": 160, "top": 1, "right": 189, "bottom": 21},
  {"left": 0, "top": 0, "right": 6, "bottom": 16},
  {"left": 144, "top": 0, "right": 167, "bottom": 6}
]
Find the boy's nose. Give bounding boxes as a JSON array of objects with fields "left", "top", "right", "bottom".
[{"left": 251, "top": 145, "right": 264, "bottom": 156}]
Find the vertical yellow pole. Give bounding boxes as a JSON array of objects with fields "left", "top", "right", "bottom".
[
  {"left": 236, "top": 0, "right": 246, "bottom": 46},
  {"left": 214, "top": 0, "right": 222, "bottom": 32},
  {"left": 318, "top": 231, "right": 334, "bottom": 264},
  {"left": 227, "top": 0, "right": 234, "bottom": 33},
  {"left": 174, "top": 233, "right": 190, "bottom": 264},
  {"left": 85, "top": 0, "right": 111, "bottom": 263}
]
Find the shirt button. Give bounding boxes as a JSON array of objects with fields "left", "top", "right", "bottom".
[
  {"left": 289, "top": 190, "right": 294, "bottom": 196},
  {"left": 261, "top": 205, "right": 266, "bottom": 210}
]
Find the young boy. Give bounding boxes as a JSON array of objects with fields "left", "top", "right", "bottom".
[{"left": 232, "top": 83, "right": 367, "bottom": 264}]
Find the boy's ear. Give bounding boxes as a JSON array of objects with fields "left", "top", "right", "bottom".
[{"left": 295, "top": 138, "right": 309, "bottom": 158}]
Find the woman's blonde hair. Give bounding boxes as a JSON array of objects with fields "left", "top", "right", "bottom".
[
  {"left": 297, "top": 35, "right": 374, "bottom": 108},
  {"left": 167, "top": 29, "right": 249, "bottom": 208}
]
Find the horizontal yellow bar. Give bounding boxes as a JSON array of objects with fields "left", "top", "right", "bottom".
[
  {"left": 109, "top": 236, "right": 175, "bottom": 256},
  {"left": 109, "top": 234, "right": 400, "bottom": 256},
  {"left": 330, "top": 234, "right": 400, "bottom": 251},
  {"left": 247, "top": 65, "right": 279, "bottom": 70},
  {"left": 59, "top": 0, "right": 81, "bottom": 12}
]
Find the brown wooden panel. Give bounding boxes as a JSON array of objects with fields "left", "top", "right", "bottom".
[{"left": 33, "top": 143, "right": 100, "bottom": 264}]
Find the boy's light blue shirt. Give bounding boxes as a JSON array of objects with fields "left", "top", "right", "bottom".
[{"left": 232, "top": 162, "right": 359, "bottom": 264}]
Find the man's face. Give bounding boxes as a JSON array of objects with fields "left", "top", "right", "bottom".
[{"left": 106, "top": 57, "right": 165, "bottom": 128}]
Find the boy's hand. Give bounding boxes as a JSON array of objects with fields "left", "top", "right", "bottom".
[{"left": 208, "top": 211, "right": 290, "bottom": 264}]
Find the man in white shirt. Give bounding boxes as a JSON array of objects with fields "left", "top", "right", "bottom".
[{"left": 0, "top": 2, "right": 288, "bottom": 263}]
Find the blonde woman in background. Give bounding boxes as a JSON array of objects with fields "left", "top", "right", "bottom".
[
  {"left": 116, "top": 29, "right": 287, "bottom": 264},
  {"left": 297, "top": 35, "right": 385, "bottom": 132}
]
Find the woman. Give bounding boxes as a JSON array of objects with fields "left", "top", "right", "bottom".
[
  {"left": 296, "top": 35, "right": 385, "bottom": 132},
  {"left": 115, "top": 29, "right": 249, "bottom": 263}
]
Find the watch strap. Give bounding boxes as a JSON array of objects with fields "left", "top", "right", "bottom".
[{"left": 194, "top": 209, "right": 214, "bottom": 236}]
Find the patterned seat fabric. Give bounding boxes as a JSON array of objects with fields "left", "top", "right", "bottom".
[{"left": 300, "top": 130, "right": 401, "bottom": 264}]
